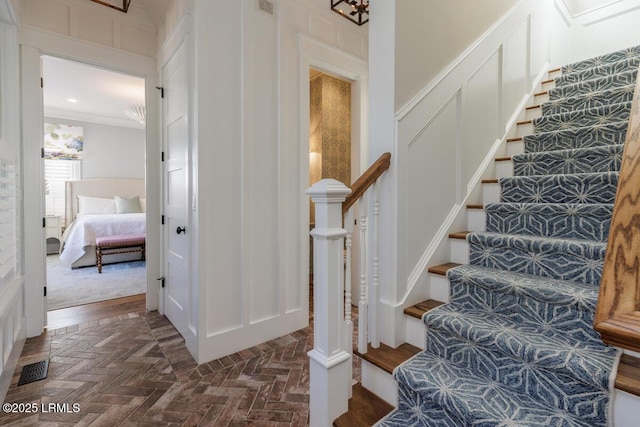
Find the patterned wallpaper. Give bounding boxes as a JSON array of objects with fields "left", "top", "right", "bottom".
[{"left": 309, "top": 73, "right": 352, "bottom": 224}]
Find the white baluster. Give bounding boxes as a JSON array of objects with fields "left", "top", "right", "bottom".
[
  {"left": 306, "top": 179, "right": 352, "bottom": 427},
  {"left": 357, "top": 191, "right": 368, "bottom": 354},
  {"left": 370, "top": 181, "right": 380, "bottom": 348},
  {"left": 344, "top": 208, "right": 354, "bottom": 399}
]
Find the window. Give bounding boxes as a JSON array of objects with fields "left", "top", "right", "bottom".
[{"left": 44, "top": 159, "right": 81, "bottom": 221}]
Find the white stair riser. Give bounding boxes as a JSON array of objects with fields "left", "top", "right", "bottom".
[
  {"left": 450, "top": 239, "right": 469, "bottom": 264},
  {"left": 495, "top": 160, "right": 513, "bottom": 178},
  {"left": 507, "top": 140, "right": 524, "bottom": 157},
  {"left": 541, "top": 80, "right": 555, "bottom": 91},
  {"left": 534, "top": 93, "right": 550, "bottom": 104},
  {"left": 405, "top": 316, "right": 426, "bottom": 349},
  {"left": 525, "top": 107, "right": 542, "bottom": 120},
  {"left": 430, "top": 274, "right": 450, "bottom": 303},
  {"left": 467, "top": 210, "right": 486, "bottom": 232},
  {"left": 362, "top": 360, "right": 397, "bottom": 405},
  {"left": 517, "top": 122, "right": 534, "bottom": 136},
  {"left": 482, "top": 182, "right": 500, "bottom": 204}
]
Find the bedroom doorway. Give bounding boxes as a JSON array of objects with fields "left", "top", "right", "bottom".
[{"left": 42, "top": 56, "right": 148, "bottom": 313}]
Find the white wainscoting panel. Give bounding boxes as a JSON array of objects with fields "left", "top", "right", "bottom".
[
  {"left": 396, "top": 0, "right": 551, "bottom": 309},
  {"left": 463, "top": 50, "right": 501, "bottom": 191},
  {"left": 502, "top": 17, "right": 530, "bottom": 128},
  {"left": 407, "top": 93, "right": 460, "bottom": 270}
]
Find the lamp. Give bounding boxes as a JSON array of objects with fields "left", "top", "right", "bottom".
[
  {"left": 331, "top": 0, "right": 369, "bottom": 26},
  {"left": 90, "top": 0, "right": 131, "bottom": 13},
  {"left": 125, "top": 104, "right": 146, "bottom": 124}
]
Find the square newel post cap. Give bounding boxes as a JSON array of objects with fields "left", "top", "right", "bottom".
[{"left": 306, "top": 179, "right": 351, "bottom": 202}]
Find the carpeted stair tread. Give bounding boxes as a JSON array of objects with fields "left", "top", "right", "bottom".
[
  {"left": 561, "top": 45, "right": 640, "bottom": 73},
  {"left": 512, "top": 144, "right": 623, "bottom": 176},
  {"left": 533, "top": 101, "right": 632, "bottom": 133},
  {"left": 541, "top": 84, "right": 635, "bottom": 115},
  {"left": 523, "top": 121, "right": 627, "bottom": 153},
  {"left": 484, "top": 202, "right": 613, "bottom": 241},
  {"left": 468, "top": 232, "right": 607, "bottom": 285},
  {"left": 549, "top": 69, "right": 638, "bottom": 100},
  {"left": 389, "top": 352, "right": 595, "bottom": 427},
  {"left": 499, "top": 172, "right": 619, "bottom": 204},
  {"left": 375, "top": 386, "right": 464, "bottom": 427},
  {"left": 447, "top": 264, "right": 601, "bottom": 340},
  {"left": 555, "top": 56, "right": 640, "bottom": 87},
  {"left": 424, "top": 304, "right": 619, "bottom": 391}
]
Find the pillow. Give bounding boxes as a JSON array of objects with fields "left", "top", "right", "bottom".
[
  {"left": 77, "top": 196, "right": 116, "bottom": 215},
  {"left": 115, "top": 195, "right": 143, "bottom": 214}
]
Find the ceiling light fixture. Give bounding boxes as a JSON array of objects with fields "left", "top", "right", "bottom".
[
  {"left": 90, "top": 0, "right": 131, "bottom": 13},
  {"left": 67, "top": 98, "right": 78, "bottom": 103},
  {"left": 125, "top": 104, "right": 146, "bottom": 124},
  {"left": 331, "top": 0, "right": 369, "bottom": 26}
]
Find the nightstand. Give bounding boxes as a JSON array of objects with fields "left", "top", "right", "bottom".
[{"left": 46, "top": 215, "right": 62, "bottom": 254}]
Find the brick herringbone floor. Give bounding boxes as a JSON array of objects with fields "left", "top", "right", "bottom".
[{"left": 1, "top": 308, "right": 361, "bottom": 426}]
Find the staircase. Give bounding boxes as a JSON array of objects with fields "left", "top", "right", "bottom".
[{"left": 354, "top": 46, "right": 640, "bottom": 426}]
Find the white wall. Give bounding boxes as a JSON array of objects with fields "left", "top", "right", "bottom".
[
  {"left": 44, "top": 118, "right": 145, "bottom": 179},
  {"left": 369, "top": 0, "right": 552, "bottom": 346},
  {"left": 550, "top": 0, "right": 640, "bottom": 66},
  {"left": 396, "top": 0, "right": 519, "bottom": 109},
  {"left": 192, "top": 0, "right": 367, "bottom": 363},
  {"left": 0, "top": 1, "right": 26, "bottom": 401}
]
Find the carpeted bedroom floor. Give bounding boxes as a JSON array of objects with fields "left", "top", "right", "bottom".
[{"left": 46, "top": 255, "right": 147, "bottom": 310}]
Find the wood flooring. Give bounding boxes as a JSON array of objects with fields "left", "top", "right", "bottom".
[{"left": 46, "top": 293, "right": 147, "bottom": 330}]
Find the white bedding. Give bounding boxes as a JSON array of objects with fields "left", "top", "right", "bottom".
[{"left": 59, "top": 213, "right": 146, "bottom": 265}]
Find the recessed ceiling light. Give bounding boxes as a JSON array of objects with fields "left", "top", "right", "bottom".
[{"left": 67, "top": 98, "right": 78, "bottom": 103}]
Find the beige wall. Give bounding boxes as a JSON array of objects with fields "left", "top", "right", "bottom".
[{"left": 395, "top": 0, "right": 519, "bottom": 108}]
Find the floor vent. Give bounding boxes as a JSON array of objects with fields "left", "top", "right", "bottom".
[{"left": 17, "top": 360, "right": 49, "bottom": 386}]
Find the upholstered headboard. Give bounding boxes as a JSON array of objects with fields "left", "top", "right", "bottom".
[{"left": 65, "top": 179, "right": 146, "bottom": 227}]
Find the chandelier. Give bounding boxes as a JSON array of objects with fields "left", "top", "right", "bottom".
[
  {"left": 125, "top": 104, "right": 146, "bottom": 124},
  {"left": 90, "top": 0, "right": 131, "bottom": 13},
  {"left": 331, "top": 0, "right": 369, "bottom": 26}
]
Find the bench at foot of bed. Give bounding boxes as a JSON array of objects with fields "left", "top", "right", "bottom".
[{"left": 95, "top": 233, "right": 146, "bottom": 273}]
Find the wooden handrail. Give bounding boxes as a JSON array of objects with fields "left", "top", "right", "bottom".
[
  {"left": 594, "top": 66, "right": 640, "bottom": 352},
  {"left": 343, "top": 152, "right": 391, "bottom": 215}
]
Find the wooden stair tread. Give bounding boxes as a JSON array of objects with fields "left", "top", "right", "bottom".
[
  {"left": 482, "top": 178, "right": 499, "bottom": 184},
  {"left": 507, "top": 137, "right": 523, "bottom": 143},
  {"left": 467, "top": 204, "right": 484, "bottom": 209},
  {"left": 449, "top": 231, "right": 470, "bottom": 240},
  {"left": 428, "top": 262, "right": 461, "bottom": 276},
  {"left": 355, "top": 343, "right": 421, "bottom": 374},
  {"left": 526, "top": 104, "right": 541, "bottom": 110},
  {"left": 534, "top": 90, "right": 549, "bottom": 97},
  {"left": 542, "top": 78, "right": 554, "bottom": 84},
  {"left": 517, "top": 119, "right": 533, "bottom": 125},
  {"left": 616, "top": 354, "right": 640, "bottom": 397},
  {"left": 549, "top": 67, "right": 561, "bottom": 73},
  {"left": 495, "top": 157, "right": 512, "bottom": 162},
  {"left": 404, "top": 299, "right": 446, "bottom": 319},
  {"left": 333, "top": 383, "right": 393, "bottom": 427}
]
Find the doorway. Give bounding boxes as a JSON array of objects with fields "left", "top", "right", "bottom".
[
  {"left": 308, "top": 67, "right": 361, "bottom": 316},
  {"left": 41, "top": 56, "right": 148, "bottom": 314}
]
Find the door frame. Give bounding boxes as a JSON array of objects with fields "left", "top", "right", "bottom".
[
  {"left": 21, "top": 27, "right": 160, "bottom": 337},
  {"left": 299, "top": 35, "right": 369, "bottom": 308}
]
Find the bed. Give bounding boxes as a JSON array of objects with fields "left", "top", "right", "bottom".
[{"left": 59, "top": 179, "right": 146, "bottom": 268}]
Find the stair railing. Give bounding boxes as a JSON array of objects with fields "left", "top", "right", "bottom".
[
  {"left": 594, "top": 66, "right": 640, "bottom": 352},
  {"left": 306, "top": 152, "right": 391, "bottom": 427}
]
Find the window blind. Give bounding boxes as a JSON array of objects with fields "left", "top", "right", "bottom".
[
  {"left": 44, "top": 159, "right": 81, "bottom": 220},
  {"left": 0, "top": 159, "right": 15, "bottom": 281}
]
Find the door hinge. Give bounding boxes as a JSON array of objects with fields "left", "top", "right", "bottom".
[
  {"left": 156, "top": 86, "right": 164, "bottom": 98},
  {"left": 42, "top": 217, "right": 46, "bottom": 228},
  {"left": 40, "top": 77, "right": 43, "bottom": 88},
  {"left": 157, "top": 277, "right": 165, "bottom": 288},
  {"left": 44, "top": 286, "right": 47, "bottom": 297},
  {"left": 161, "top": 215, "right": 165, "bottom": 225},
  {"left": 41, "top": 147, "right": 45, "bottom": 158},
  {"left": 161, "top": 151, "right": 165, "bottom": 162}
]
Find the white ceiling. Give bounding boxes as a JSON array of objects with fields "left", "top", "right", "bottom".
[{"left": 43, "top": 55, "right": 146, "bottom": 129}]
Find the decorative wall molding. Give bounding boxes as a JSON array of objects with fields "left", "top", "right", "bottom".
[{"left": 557, "top": 0, "right": 640, "bottom": 25}]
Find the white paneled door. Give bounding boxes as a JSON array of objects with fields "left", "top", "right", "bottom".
[{"left": 162, "top": 40, "right": 191, "bottom": 339}]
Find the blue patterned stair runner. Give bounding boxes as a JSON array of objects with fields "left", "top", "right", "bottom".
[{"left": 376, "top": 45, "right": 638, "bottom": 427}]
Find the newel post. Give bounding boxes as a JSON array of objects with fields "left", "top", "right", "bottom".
[{"left": 307, "top": 179, "right": 352, "bottom": 427}]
